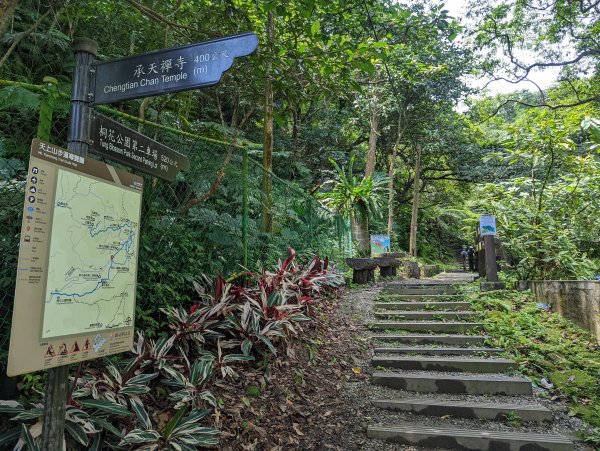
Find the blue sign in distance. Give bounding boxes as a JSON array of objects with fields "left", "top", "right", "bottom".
[
  {"left": 91, "top": 33, "right": 259, "bottom": 105},
  {"left": 480, "top": 214, "right": 497, "bottom": 236}
]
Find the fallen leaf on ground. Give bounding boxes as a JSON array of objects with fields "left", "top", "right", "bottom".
[
  {"left": 351, "top": 367, "right": 362, "bottom": 375},
  {"left": 293, "top": 422, "right": 305, "bottom": 436}
]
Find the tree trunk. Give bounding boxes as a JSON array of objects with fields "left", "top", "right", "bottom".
[
  {"left": 260, "top": 10, "right": 274, "bottom": 233},
  {"left": 291, "top": 105, "right": 299, "bottom": 163},
  {"left": 409, "top": 144, "right": 422, "bottom": 257},
  {"left": 351, "top": 214, "right": 370, "bottom": 255},
  {"left": 365, "top": 94, "right": 380, "bottom": 177},
  {"left": 0, "top": 0, "right": 18, "bottom": 37},
  {"left": 386, "top": 118, "right": 405, "bottom": 236}
]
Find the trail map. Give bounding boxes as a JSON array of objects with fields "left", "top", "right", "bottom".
[{"left": 42, "top": 168, "right": 141, "bottom": 339}]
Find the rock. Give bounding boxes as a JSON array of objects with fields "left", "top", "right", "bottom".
[
  {"left": 404, "top": 260, "right": 420, "bottom": 279},
  {"left": 422, "top": 264, "right": 440, "bottom": 277},
  {"left": 381, "top": 252, "right": 406, "bottom": 258},
  {"left": 480, "top": 281, "right": 506, "bottom": 291}
]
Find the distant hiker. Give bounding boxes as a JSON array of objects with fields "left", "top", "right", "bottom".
[
  {"left": 460, "top": 247, "right": 468, "bottom": 271},
  {"left": 467, "top": 246, "right": 476, "bottom": 272}
]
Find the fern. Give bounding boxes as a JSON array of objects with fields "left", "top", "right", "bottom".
[{"left": 0, "top": 86, "right": 41, "bottom": 114}]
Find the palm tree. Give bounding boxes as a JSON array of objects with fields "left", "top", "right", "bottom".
[{"left": 318, "top": 156, "right": 388, "bottom": 255}]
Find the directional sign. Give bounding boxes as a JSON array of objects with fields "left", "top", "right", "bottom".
[
  {"left": 89, "top": 110, "right": 190, "bottom": 181},
  {"left": 91, "top": 33, "right": 259, "bottom": 105}
]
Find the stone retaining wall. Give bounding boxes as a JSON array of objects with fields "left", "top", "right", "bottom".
[{"left": 528, "top": 280, "right": 600, "bottom": 343}]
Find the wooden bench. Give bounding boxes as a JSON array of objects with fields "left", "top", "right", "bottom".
[
  {"left": 346, "top": 258, "right": 378, "bottom": 284},
  {"left": 374, "top": 257, "right": 402, "bottom": 278}
]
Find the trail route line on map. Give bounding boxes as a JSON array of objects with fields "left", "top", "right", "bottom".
[{"left": 42, "top": 168, "right": 141, "bottom": 339}]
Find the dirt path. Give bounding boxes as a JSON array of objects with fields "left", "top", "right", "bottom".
[{"left": 216, "top": 287, "right": 374, "bottom": 450}]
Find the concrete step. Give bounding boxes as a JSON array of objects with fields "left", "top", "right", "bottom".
[
  {"left": 382, "top": 288, "right": 456, "bottom": 295},
  {"left": 371, "top": 334, "right": 490, "bottom": 346},
  {"left": 374, "top": 301, "right": 472, "bottom": 310},
  {"left": 371, "top": 321, "right": 483, "bottom": 333},
  {"left": 374, "top": 347, "right": 503, "bottom": 356},
  {"left": 372, "top": 356, "right": 517, "bottom": 373},
  {"left": 379, "top": 294, "right": 463, "bottom": 301},
  {"left": 372, "top": 372, "right": 532, "bottom": 395},
  {"left": 371, "top": 398, "right": 553, "bottom": 422},
  {"left": 385, "top": 283, "right": 456, "bottom": 289},
  {"left": 374, "top": 311, "right": 477, "bottom": 321},
  {"left": 367, "top": 424, "right": 573, "bottom": 450}
]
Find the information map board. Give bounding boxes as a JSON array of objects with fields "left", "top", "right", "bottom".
[
  {"left": 371, "top": 235, "right": 391, "bottom": 257},
  {"left": 7, "top": 140, "right": 143, "bottom": 376}
]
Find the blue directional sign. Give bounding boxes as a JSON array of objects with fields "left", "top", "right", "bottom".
[
  {"left": 480, "top": 214, "right": 497, "bottom": 236},
  {"left": 91, "top": 33, "right": 259, "bottom": 105}
]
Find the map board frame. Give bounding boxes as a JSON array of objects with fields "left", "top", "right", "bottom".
[
  {"left": 7, "top": 139, "right": 143, "bottom": 376},
  {"left": 480, "top": 214, "right": 497, "bottom": 237}
]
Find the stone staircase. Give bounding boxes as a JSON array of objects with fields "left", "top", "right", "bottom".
[{"left": 366, "top": 273, "right": 575, "bottom": 450}]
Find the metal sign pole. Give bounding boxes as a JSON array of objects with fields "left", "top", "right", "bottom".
[
  {"left": 40, "top": 37, "right": 97, "bottom": 451},
  {"left": 242, "top": 147, "right": 249, "bottom": 268}
]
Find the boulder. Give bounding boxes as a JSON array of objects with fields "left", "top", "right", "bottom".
[
  {"left": 422, "top": 264, "right": 440, "bottom": 277},
  {"left": 404, "top": 260, "right": 420, "bottom": 279}
]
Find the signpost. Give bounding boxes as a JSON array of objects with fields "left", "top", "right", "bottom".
[
  {"left": 5, "top": 32, "right": 259, "bottom": 450},
  {"left": 37, "top": 37, "right": 98, "bottom": 451},
  {"left": 479, "top": 214, "right": 499, "bottom": 283},
  {"left": 91, "top": 33, "right": 259, "bottom": 104},
  {"left": 89, "top": 110, "right": 189, "bottom": 181}
]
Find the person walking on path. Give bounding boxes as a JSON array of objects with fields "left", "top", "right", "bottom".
[
  {"left": 467, "top": 246, "right": 476, "bottom": 272},
  {"left": 460, "top": 247, "right": 468, "bottom": 271}
]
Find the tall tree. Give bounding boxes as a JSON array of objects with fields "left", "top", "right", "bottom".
[
  {"left": 470, "top": 0, "right": 600, "bottom": 110},
  {"left": 408, "top": 143, "right": 421, "bottom": 256},
  {"left": 260, "top": 10, "right": 274, "bottom": 233}
]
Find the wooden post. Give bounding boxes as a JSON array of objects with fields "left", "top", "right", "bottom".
[
  {"left": 41, "top": 37, "right": 97, "bottom": 451},
  {"left": 484, "top": 234, "right": 498, "bottom": 282}
]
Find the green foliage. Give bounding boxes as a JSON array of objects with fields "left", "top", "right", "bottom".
[
  {"left": 0, "top": 251, "right": 343, "bottom": 449},
  {"left": 473, "top": 112, "right": 600, "bottom": 280},
  {"left": 318, "top": 156, "right": 389, "bottom": 221},
  {"left": 472, "top": 289, "right": 600, "bottom": 438}
]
